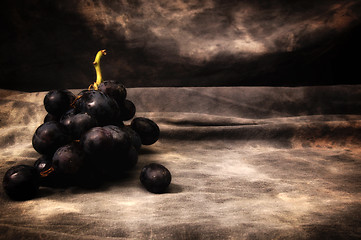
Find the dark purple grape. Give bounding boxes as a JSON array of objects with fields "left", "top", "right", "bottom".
[
  {"left": 52, "top": 143, "right": 85, "bottom": 176},
  {"left": 98, "top": 80, "right": 127, "bottom": 104},
  {"left": 80, "top": 127, "right": 113, "bottom": 157},
  {"left": 71, "top": 113, "right": 98, "bottom": 139},
  {"left": 32, "top": 121, "right": 70, "bottom": 155},
  {"left": 34, "top": 155, "right": 52, "bottom": 174},
  {"left": 61, "top": 112, "right": 97, "bottom": 140},
  {"left": 44, "top": 90, "right": 75, "bottom": 116},
  {"left": 33, "top": 155, "right": 61, "bottom": 187},
  {"left": 73, "top": 90, "right": 119, "bottom": 126},
  {"left": 131, "top": 117, "right": 160, "bottom": 145},
  {"left": 118, "top": 99, "right": 136, "bottom": 121},
  {"left": 44, "top": 113, "right": 60, "bottom": 123},
  {"left": 103, "top": 125, "right": 131, "bottom": 154},
  {"left": 122, "top": 125, "right": 142, "bottom": 151},
  {"left": 59, "top": 109, "right": 76, "bottom": 127},
  {"left": 3, "top": 165, "right": 39, "bottom": 200},
  {"left": 140, "top": 163, "right": 171, "bottom": 194}
]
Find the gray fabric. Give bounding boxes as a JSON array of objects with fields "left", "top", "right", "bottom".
[{"left": 0, "top": 86, "right": 361, "bottom": 239}]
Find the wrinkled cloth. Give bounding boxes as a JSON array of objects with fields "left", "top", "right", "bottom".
[{"left": 0, "top": 86, "right": 361, "bottom": 239}]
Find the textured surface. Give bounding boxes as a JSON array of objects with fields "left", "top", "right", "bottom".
[
  {"left": 1, "top": 0, "right": 361, "bottom": 91},
  {"left": 0, "top": 86, "right": 361, "bottom": 239}
]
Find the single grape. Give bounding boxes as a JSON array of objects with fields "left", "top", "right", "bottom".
[
  {"left": 73, "top": 90, "right": 119, "bottom": 126},
  {"left": 44, "top": 113, "right": 60, "bottom": 123},
  {"left": 103, "top": 125, "right": 131, "bottom": 154},
  {"left": 59, "top": 109, "right": 76, "bottom": 126},
  {"left": 3, "top": 165, "right": 39, "bottom": 200},
  {"left": 98, "top": 80, "right": 127, "bottom": 105},
  {"left": 32, "top": 121, "right": 71, "bottom": 155},
  {"left": 122, "top": 125, "right": 142, "bottom": 151},
  {"left": 34, "top": 155, "right": 62, "bottom": 187},
  {"left": 61, "top": 112, "right": 97, "bottom": 139},
  {"left": 52, "top": 143, "right": 85, "bottom": 176},
  {"left": 140, "top": 163, "right": 171, "bottom": 194},
  {"left": 34, "top": 155, "right": 52, "bottom": 174},
  {"left": 118, "top": 99, "right": 136, "bottom": 121},
  {"left": 44, "top": 89, "right": 75, "bottom": 116},
  {"left": 131, "top": 117, "right": 160, "bottom": 145},
  {"left": 80, "top": 127, "right": 114, "bottom": 157}
]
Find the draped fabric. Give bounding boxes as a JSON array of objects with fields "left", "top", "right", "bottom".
[{"left": 1, "top": 86, "right": 360, "bottom": 239}]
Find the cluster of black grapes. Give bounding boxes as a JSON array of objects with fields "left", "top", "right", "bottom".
[{"left": 3, "top": 80, "right": 171, "bottom": 200}]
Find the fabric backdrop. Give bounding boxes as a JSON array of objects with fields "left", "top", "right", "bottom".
[
  {"left": 0, "top": 85, "right": 361, "bottom": 239},
  {"left": 1, "top": 0, "right": 361, "bottom": 91}
]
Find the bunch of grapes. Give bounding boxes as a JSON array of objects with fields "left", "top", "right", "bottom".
[{"left": 3, "top": 50, "right": 171, "bottom": 200}]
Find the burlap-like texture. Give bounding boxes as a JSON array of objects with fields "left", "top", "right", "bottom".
[{"left": 0, "top": 86, "right": 361, "bottom": 239}]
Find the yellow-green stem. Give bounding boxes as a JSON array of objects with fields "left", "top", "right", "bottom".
[{"left": 91, "top": 49, "right": 107, "bottom": 90}]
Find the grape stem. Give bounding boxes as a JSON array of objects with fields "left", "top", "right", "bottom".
[
  {"left": 90, "top": 49, "right": 107, "bottom": 90},
  {"left": 40, "top": 166, "right": 55, "bottom": 177}
]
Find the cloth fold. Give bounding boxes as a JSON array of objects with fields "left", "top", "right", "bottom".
[{"left": 0, "top": 86, "right": 361, "bottom": 239}]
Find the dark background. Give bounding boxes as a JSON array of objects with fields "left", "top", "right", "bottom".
[{"left": 1, "top": 0, "right": 361, "bottom": 92}]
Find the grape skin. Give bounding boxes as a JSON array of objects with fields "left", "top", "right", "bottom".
[
  {"left": 97, "top": 80, "right": 135, "bottom": 122},
  {"left": 131, "top": 117, "right": 160, "bottom": 145},
  {"left": 103, "top": 125, "right": 131, "bottom": 154},
  {"left": 80, "top": 127, "right": 114, "bottom": 158},
  {"left": 61, "top": 112, "right": 97, "bottom": 139},
  {"left": 3, "top": 165, "right": 39, "bottom": 200},
  {"left": 122, "top": 125, "right": 142, "bottom": 151},
  {"left": 32, "top": 121, "right": 70, "bottom": 155},
  {"left": 34, "top": 155, "right": 52, "bottom": 174},
  {"left": 44, "top": 113, "right": 60, "bottom": 123},
  {"left": 52, "top": 143, "right": 85, "bottom": 176},
  {"left": 74, "top": 90, "right": 120, "bottom": 126},
  {"left": 140, "top": 163, "right": 171, "bottom": 194},
  {"left": 118, "top": 99, "right": 136, "bottom": 121},
  {"left": 98, "top": 80, "right": 127, "bottom": 104},
  {"left": 44, "top": 89, "right": 75, "bottom": 116}
]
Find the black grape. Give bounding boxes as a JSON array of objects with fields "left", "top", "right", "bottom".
[
  {"left": 3, "top": 165, "right": 39, "bottom": 200},
  {"left": 121, "top": 145, "right": 138, "bottom": 171},
  {"left": 131, "top": 117, "right": 160, "bottom": 145},
  {"left": 122, "top": 125, "right": 142, "bottom": 151},
  {"left": 34, "top": 155, "right": 52, "bottom": 174},
  {"left": 61, "top": 112, "right": 97, "bottom": 139},
  {"left": 140, "top": 163, "right": 171, "bottom": 194},
  {"left": 59, "top": 108, "right": 76, "bottom": 127},
  {"left": 73, "top": 90, "right": 119, "bottom": 126},
  {"left": 44, "top": 90, "right": 75, "bottom": 116},
  {"left": 98, "top": 80, "right": 127, "bottom": 105},
  {"left": 103, "top": 125, "right": 131, "bottom": 154},
  {"left": 80, "top": 127, "right": 114, "bottom": 158},
  {"left": 118, "top": 99, "right": 136, "bottom": 121},
  {"left": 44, "top": 113, "right": 60, "bottom": 123},
  {"left": 52, "top": 143, "right": 85, "bottom": 176},
  {"left": 32, "top": 121, "right": 70, "bottom": 155},
  {"left": 34, "top": 155, "right": 60, "bottom": 187}
]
